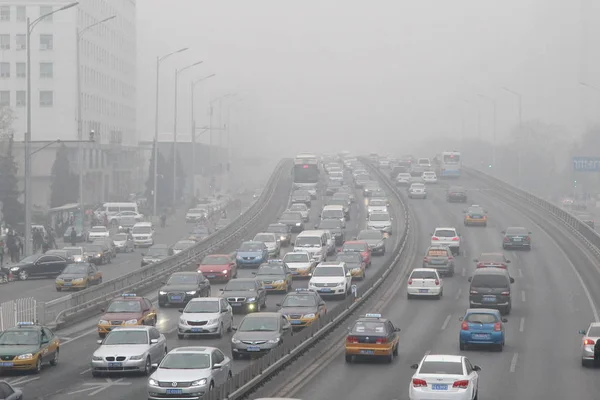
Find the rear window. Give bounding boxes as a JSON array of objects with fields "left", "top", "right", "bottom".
[
  {"left": 588, "top": 327, "right": 600, "bottom": 337},
  {"left": 410, "top": 270, "right": 437, "bottom": 279},
  {"left": 419, "top": 361, "right": 464, "bottom": 375},
  {"left": 506, "top": 227, "right": 527, "bottom": 235},
  {"left": 465, "top": 313, "right": 498, "bottom": 324},
  {"left": 434, "top": 230, "right": 456, "bottom": 238},
  {"left": 427, "top": 249, "right": 448, "bottom": 257},
  {"left": 351, "top": 321, "right": 387, "bottom": 335},
  {"left": 471, "top": 274, "right": 509, "bottom": 288}
]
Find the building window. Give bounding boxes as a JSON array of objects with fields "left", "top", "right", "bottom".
[
  {"left": 0, "top": 63, "right": 9, "bottom": 78},
  {"left": 0, "top": 6, "right": 9, "bottom": 21},
  {"left": 16, "top": 34, "right": 25, "bottom": 50},
  {"left": 0, "top": 34, "right": 9, "bottom": 50},
  {"left": 16, "top": 62, "right": 25, "bottom": 78},
  {"left": 40, "top": 6, "right": 53, "bottom": 22},
  {"left": 40, "top": 62, "right": 53, "bottom": 78},
  {"left": 40, "top": 34, "right": 53, "bottom": 50},
  {"left": 39, "top": 90, "right": 53, "bottom": 107},
  {"left": 16, "top": 90, "right": 26, "bottom": 107},
  {"left": 0, "top": 91, "right": 9, "bottom": 107},
  {"left": 16, "top": 6, "right": 25, "bottom": 22}
]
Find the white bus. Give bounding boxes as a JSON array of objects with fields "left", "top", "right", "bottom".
[
  {"left": 436, "top": 151, "right": 461, "bottom": 178},
  {"left": 293, "top": 153, "right": 320, "bottom": 190}
]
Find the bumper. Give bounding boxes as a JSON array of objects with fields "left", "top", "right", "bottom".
[
  {"left": 290, "top": 268, "right": 312, "bottom": 278},
  {"left": 236, "top": 259, "right": 265, "bottom": 268},
  {"left": 261, "top": 282, "right": 288, "bottom": 292},
  {"left": 232, "top": 342, "right": 278, "bottom": 356},
  {"left": 285, "top": 317, "right": 317, "bottom": 329},
  {"left": 228, "top": 301, "right": 260, "bottom": 313},
  {"left": 97, "top": 323, "right": 140, "bottom": 335},
  {"left": 424, "top": 264, "right": 453, "bottom": 275},
  {"left": 178, "top": 322, "right": 220, "bottom": 336},
  {"left": 460, "top": 331, "right": 504, "bottom": 345},
  {"left": 91, "top": 358, "right": 147, "bottom": 373},
  {"left": 133, "top": 239, "right": 153, "bottom": 247},
  {"left": 465, "top": 219, "right": 487, "bottom": 225},
  {"left": 185, "top": 217, "right": 204, "bottom": 223},
  {"left": 148, "top": 387, "right": 206, "bottom": 400},
  {"left": 407, "top": 287, "right": 442, "bottom": 296},
  {"left": 408, "top": 192, "right": 427, "bottom": 198},
  {"left": 87, "top": 256, "right": 104, "bottom": 264},
  {"left": 0, "top": 359, "right": 39, "bottom": 371},
  {"left": 56, "top": 280, "right": 88, "bottom": 290},
  {"left": 409, "top": 387, "right": 472, "bottom": 400},
  {"left": 469, "top": 300, "right": 510, "bottom": 309},
  {"left": 158, "top": 293, "right": 195, "bottom": 306},
  {"left": 312, "top": 287, "right": 347, "bottom": 296},
  {"left": 203, "top": 271, "right": 231, "bottom": 281},
  {"left": 503, "top": 242, "right": 530, "bottom": 249},
  {"left": 345, "top": 344, "right": 393, "bottom": 357}
]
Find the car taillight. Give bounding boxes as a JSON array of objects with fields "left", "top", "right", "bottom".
[
  {"left": 501, "top": 291, "right": 510, "bottom": 296},
  {"left": 503, "top": 237, "right": 510, "bottom": 242},
  {"left": 476, "top": 263, "right": 484, "bottom": 268},
  {"left": 461, "top": 321, "right": 469, "bottom": 330},
  {"left": 453, "top": 380, "right": 469, "bottom": 389},
  {"left": 346, "top": 336, "right": 359, "bottom": 344},
  {"left": 494, "top": 322, "right": 502, "bottom": 331},
  {"left": 584, "top": 338, "right": 595, "bottom": 345},
  {"left": 408, "top": 279, "right": 413, "bottom": 285},
  {"left": 470, "top": 290, "right": 478, "bottom": 294},
  {"left": 448, "top": 256, "right": 453, "bottom": 260},
  {"left": 376, "top": 338, "right": 388, "bottom": 344},
  {"left": 412, "top": 378, "right": 427, "bottom": 387},
  {"left": 432, "top": 237, "right": 439, "bottom": 241},
  {"left": 525, "top": 236, "right": 531, "bottom": 241},
  {"left": 452, "top": 237, "right": 459, "bottom": 241},
  {"left": 435, "top": 279, "right": 440, "bottom": 285},
  {"left": 423, "top": 257, "right": 429, "bottom": 262}
]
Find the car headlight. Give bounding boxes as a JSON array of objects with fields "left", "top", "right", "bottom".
[
  {"left": 208, "top": 319, "right": 218, "bottom": 324},
  {"left": 96, "top": 253, "right": 102, "bottom": 257},
  {"left": 159, "top": 291, "right": 167, "bottom": 295},
  {"left": 351, "top": 267, "right": 361, "bottom": 272},
  {"left": 232, "top": 337, "right": 241, "bottom": 344},
  {"left": 309, "top": 281, "right": 316, "bottom": 286},
  {"left": 280, "top": 236, "right": 287, "bottom": 241},
  {"left": 73, "top": 278, "right": 84, "bottom": 282},
  {"left": 10, "top": 267, "right": 19, "bottom": 271},
  {"left": 98, "top": 320, "right": 108, "bottom": 325},
  {"left": 55, "top": 278, "right": 64, "bottom": 282},
  {"left": 186, "top": 291, "right": 197, "bottom": 295},
  {"left": 17, "top": 353, "right": 33, "bottom": 360},
  {"left": 92, "top": 355, "right": 103, "bottom": 361},
  {"left": 273, "top": 280, "right": 284, "bottom": 284},
  {"left": 246, "top": 297, "right": 256, "bottom": 303},
  {"left": 148, "top": 378, "right": 159, "bottom": 386},
  {"left": 179, "top": 318, "right": 187, "bottom": 325},
  {"left": 303, "top": 313, "right": 316, "bottom": 319},
  {"left": 295, "top": 222, "right": 301, "bottom": 226},
  {"left": 267, "top": 337, "right": 280, "bottom": 344},
  {"left": 337, "top": 281, "right": 346, "bottom": 287},
  {"left": 124, "top": 319, "right": 138, "bottom": 324},
  {"left": 129, "top": 355, "right": 144, "bottom": 360},
  {"left": 191, "top": 378, "right": 208, "bottom": 386}
]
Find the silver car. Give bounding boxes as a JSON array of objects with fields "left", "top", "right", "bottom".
[
  {"left": 173, "top": 239, "right": 196, "bottom": 255},
  {"left": 178, "top": 297, "right": 233, "bottom": 339},
  {"left": 289, "top": 203, "right": 310, "bottom": 222},
  {"left": 367, "top": 211, "right": 393, "bottom": 235},
  {"left": 423, "top": 245, "right": 455, "bottom": 276},
  {"left": 148, "top": 347, "right": 232, "bottom": 400},
  {"left": 407, "top": 182, "right": 427, "bottom": 199},
  {"left": 231, "top": 312, "right": 292, "bottom": 359},
  {"left": 112, "top": 233, "right": 134, "bottom": 253},
  {"left": 580, "top": 322, "right": 600, "bottom": 367},
  {"left": 253, "top": 232, "right": 281, "bottom": 258},
  {"left": 91, "top": 326, "right": 167, "bottom": 377}
]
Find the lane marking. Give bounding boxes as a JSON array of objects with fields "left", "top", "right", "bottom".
[
  {"left": 424, "top": 350, "right": 431, "bottom": 357},
  {"left": 518, "top": 269, "right": 523, "bottom": 278},
  {"left": 67, "top": 377, "right": 131, "bottom": 396},
  {"left": 62, "top": 328, "right": 98, "bottom": 345},
  {"left": 519, "top": 317, "right": 525, "bottom": 332},
  {"left": 441, "top": 314, "right": 451, "bottom": 330},
  {"left": 461, "top": 268, "right": 466, "bottom": 277},
  {"left": 521, "top": 290, "right": 526, "bottom": 303},
  {"left": 509, "top": 352, "right": 518, "bottom": 372},
  {"left": 6, "top": 376, "right": 39, "bottom": 386},
  {"left": 455, "top": 288, "right": 462, "bottom": 300},
  {"left": 80, "top": 367, "right": 91, "bottom": 375}
]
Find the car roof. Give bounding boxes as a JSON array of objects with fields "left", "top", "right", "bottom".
[
  {"left": 465, "top": 308, "right": 500, "bottom": 315},
  {"left": 318, "top": 261, "right": 344, "bottom": 266},
  {"left": 171, "top": 271, "right": 197, "bottom": 276},
  {"left": 472, "top": 267, "right": 509, "bottom": 275},
  {"left": 423, "top": 354, "right": 464, "bottom": 363},
  {"left": 589, "top": 322, "right": 600, "bottom": 328},
  {"left": 170, "top": 346, "right": 215, "bottom": 354},
  {"left": 243, "top": 312, "right": 280, "bottom": 319},
  {"left": 188, "top": 297, "right": 220, "bottom": 303},
  {"left": 411, "top": 268, "right": 438, "bottom": 273},
  {"left": 111, "top": 325, "right": 152, "bottom": 332},
  {"left": 434, "top": 227, "right": 457, "bottom": 231}
]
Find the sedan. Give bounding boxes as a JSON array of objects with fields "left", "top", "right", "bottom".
[
  {"left": 88, "top": 226, "right": 110, "bottom": 241},
  {"left": 474, "top": 253, "right": 510, "bottom": 269},
  {"left": 231, "top": 312, "right": 292, "bottom": 359},
  {"left": 409, "top": 354, "right": 480, "bottom": 400},
  {"left": 220, "top": 278, "right": 266, "bottom": 313},
  {"left": 289, "top": 203, "right": 310, "bottom": 222},
  {"left": 2, "top": 254, "right": 69, "bottom": 281},
  {"left": 446, "top": 186, "right": 468, "bottom": 203},
  {"left": 459, "top": 308, "right": 507, "bottom": 351},
  {"left": 579, "top": 322, "right": 600, "bottom": 367},
  {"left": 177, "top": 297, "right": 233, "bottom": 339},
  {"left": 158, "top": 272, "right": 211, "bottom": 307},
  {"left": 407, "top": 268, "right": 443, "bottom": 299},
  {"left": 356, "top": 229, "right": 386, "bottom": 255},
  {"left": 55, "top": 262, "right": 103, "bottom": 291},
  {"left": 172, "top": 239, "right": 196, "bottom": 255},
  {"left": 501, "top": 227, "right": 532, "bottom": 250},
  {"left": 423, "top": 245, "right": 455, "bottom": 276},
  {"left": 253, "top": 261, "right": 293, "bottom": 292},
  {"left": 408, "top": 183, "right": 427, "bottom": 199},
  {"left": 198, "top": 254, "right": 237, "bottom": 282},
  {"left": 112, "top": 233, "right": 135, "bottom": 253}
]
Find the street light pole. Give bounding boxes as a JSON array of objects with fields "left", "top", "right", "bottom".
[
  {"left": 25, "top": 2, "right": 78, "bottom": 257},
  {"left": 190, "top": 74, "right": 215, "bottom": 198},
  {"left": 208, "top": 94, "right": 232, "bottom": 194}
]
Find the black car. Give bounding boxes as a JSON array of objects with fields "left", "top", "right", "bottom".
[
  {"left": 45, "top": 249, "right": 75, "bottom": 263},
  {"left": 220, "top": 278, "right": 267, "bottom": 314},
  {"left": 83, "top": 244, "right": 111, "bottom": 265},
  {"left": 501, "top": 227, "right": 532, "bottom": 250},
  {"left": 158, "top": 271, "right": 211, "bottom": 307},
  {"left": 356, "top": 229, "right": 386, "bottom": 255},
  {"left": 2, "top": 253, "right": 69, "bottom": 281},
  {"left": 266, "top": 223, "right": 292, "bottom": 246},
  {"left": 446, "top": 186, "right": 468, "bottom": 203},
  {"left": 468, "top": 267, "right": 514, "bottom": 315},
  {"left": 316, "top": 219, "right": 345, "bottom": 245},
  {"left": 326, "top": 181, "right": 343, "bottom": 196},
  {"left": 278, "top": 211, "right": 305, "bottom": 233},
  {"left": 291, "top": 190, "right": 311, "bottom": 206},
  {"left": 142, "top": 244, "right": 174, "bottom": 266}
]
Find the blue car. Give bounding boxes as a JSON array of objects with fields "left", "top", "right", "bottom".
[
  {"left": 236, "top": 241, "right": 269, "bottom": 268},
  {"left": 459, "top": 308, "right": 507, "bottom": 351}
]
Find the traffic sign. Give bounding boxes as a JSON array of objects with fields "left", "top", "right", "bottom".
[{"left": 573, "top": 157, "right": 600, "bottom": 172}]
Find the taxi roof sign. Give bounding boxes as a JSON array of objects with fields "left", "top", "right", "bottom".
[
  {"left": 268, "top": 259, "right": 283, "bottom": 263},
  {"left": 365, "top": 313, "right": 382, "bottom": 318},
  {"left": 295, "top": 288, "right": 312, "bottom": 292},
  {"left": 17, "top": 321, "right": 35, "bottom": 326},
  {"left": 121, "top": 293, "right": 137, "bottom": 297}
]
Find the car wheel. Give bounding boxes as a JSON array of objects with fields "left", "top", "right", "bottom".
[
  {"left": 34, "top": 357, "right": 42, "bottom": 374},
  {"left": 19, "top": 270, "right": 29, "bottom": 281},
  {"left": 50, "top": 349, "right": 59, "bottom": 366},
  {"left": 407, "top": 293, "right": 412, "bottom": 300},
  {"left": 345, "top": 354, "right": 352, "bottom": 363},
  {"left": 393, "top": 344, "right": 398, "bottom": 356},
  {"left": 92, "top": 370, "right": 101, "bottom": 377},
  {"left": 497, "top": 343, "right": 504, "bottom": 352},
  {"left": 459, "top": 342, "right": 466, "bottom": 351},
  {"left": 142, "top": 357, "right": 151, "bottom": 376}
]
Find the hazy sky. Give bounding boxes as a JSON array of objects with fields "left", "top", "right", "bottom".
[{"left": 137, "top": 0, "right": 599, "bottom": 156}]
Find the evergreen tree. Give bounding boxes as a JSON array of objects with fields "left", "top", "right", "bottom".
[
  {"left": 0, "top": 134, "right": 23, "bottom": 228},
  {"left": 50, "top": 144, "right": 78, "bottom": 208}
]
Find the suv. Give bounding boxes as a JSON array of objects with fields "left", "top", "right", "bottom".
[
  {"left": 468, "top": 267, "right": 514, "bottom": 315},
  {"left": 431, "top": 227, "right": 460, "bottom": 256},
  {"left": 422, "top": 245, "right": 454, "bottom": 276}
]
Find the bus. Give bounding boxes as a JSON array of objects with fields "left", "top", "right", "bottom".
[
  {"left": 293, "top": 153, "right": 320, "bottom": 190},
  {"left": 436, "top": 151, "right": 461, "bottom": 178}
]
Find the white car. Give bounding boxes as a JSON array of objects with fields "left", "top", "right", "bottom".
[
  {"left": 417, "top": 157, "right": 432, "bottom": 171},
  {"left": 282, "top": 251, "right": 316, "bottom": 277},
  {"left": 396, "top": 173, "right": 412, "bottom": 186},
  {"left": 408, "top": 183, "right": 427, "bottom": 199},
  {"left": 409, "top": 354, "right": 480, "bottom": 400},
  {"left": 431, "top": 227, "right": 461, "bottom": 256},
  {"left": 88, "top": 226, "right": 109, "bottom": 241},
  {"left": 177, "top": 297, "right": 233, "bottom": 339},
  {"left": 367, "top": 198, "right": 388, "bottom": 216},
  {"left": 367, "top": 211, "right": 393, "bottom": 235},
  {"left": 308, "top": 261, "right": 352, "bottom": 299},
  {"left": 109, "top": 211, "right": 144, "bottom": 225},
  {"left": 186, "top": 208, "right": 207, "bottom": 223},
  {"left": 289, "top": 203, "right": 310, "bottom": 222},
  {"left": 579, "top": 322, "right": 600, "bottom": 367},
  {"left": 422, "top": 171, "right": 438, "bottom": 183},
  {"left": 253, "top": 232, "right": 281, "bottom": 257},
  {"left": 407, "top": 268, "right": 443, "bottom": 299},
  {"left": 172, "top": 239, "right": 196, "bottom": 255}
]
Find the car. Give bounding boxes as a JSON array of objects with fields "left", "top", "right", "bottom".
[
  {"left": 459, "top": 308, "right": 507, "bottom": 351},
  {"left": 396, "top": 173, "right": 412, "bottom": 186},
  {"left": 367, "top": 198, "right": 387, "bottom": 216},
  {"left": 0, "top": 380, "right": 23, "bottom": 398},
  {"left": 55, "top": 262, "right": 103, "bottom": 291},
  {"left": 334, "top": 251, "right": 366, "bottom": 279},
  {"left": 468, "top": 267, "right": 514, "bottom": 315},
  {"left": 331, "top": 192, "right": 352, "bottom": 207},
  {"left": 92, "top": 237, "right": 117, "bottom": 258},
  {"left": 189, "top": 225, "right": 211, "bottom": 242},
  {"left": 231, "top": 312, "right": 292, "bottom": 359},
  {"left": 354, "top": 174, "right": 371, "bottom": 188},
  {"left": 417, "top": 157, "right": 432, "bottom": 170},
  {"left": 329, "top": 170, "right": 344, "bottom": 182},
  {"left": 83, "top": 243, "right": 111, "bottom": 265},
  {"left": 422, "top": 171, "right": 437, "bottom": 183},
  {"left": 88, "top": 225, "right": 110, "bottom": 241},
  {"left": 253, "top": 260, "right": 293, "bottom": 292},
  {"left": 172, "top": 239, "right": 196, "bottom": 255},
  {"left": 431, "top": 227, "right": 460, "bottom": 256},
  {"left": 235, "top": 241, "right": 269, "bottom": 268},
  {"left": 291, "top": 190, "right": 311, "bottom": 206},
  {"left": 367, "top": 211, "right": 393, "bottom": 235},
  {"left": 141, "top": 244, "right": 174, "bottom": 267},
  {"left": 97, "top": 293, "right": 157, "bottom": 337},
  {"left": 220, "top": 278, "right": 266, "bottom": 313},
  {"left": 341, "top": 240, "right": 372, "bottom": 268},
  {"left": 501, "top": 227, "right": 532, "bottom": 250},
  {"left": 1, "top": 253, "right": 69, "bottom": 281},
  {"left": 356, "top": 229, "right": 386, "bottom": 255},
  {"left": 61, "top": 246, "right": 85, "bottom": 262},
  {"left": 253, "top": 232, "right": 281, "bottom": 258},
  {"left": 345, "top": 313, "right": 400, "bottom": 363},
  {"left": 282, "top": 251, "right": 316, "bottom": 278},
  {"left": 44, "top": 249, "right": 75, "bottom": 262},
  {"left": 131, "top": 222, "right": 154, "bottom": 247},
  {"left": 289, "top": 203, "right": 310, "bottom": 222},
  {"left": 177, "top": 297, "right": 233, "bottom": 338},
  {"left": 215, "top": 218, "right": 231, "bottom": 230},
  {"left": 390, "top": 165, "right": 409, "bottom": 180},
  {"left": 446, "top": 186, "right": 468, "bottom": 203},
  {"left": 326, "top": 199, "right": 350, "bottom": 220},
  {"left": 315, "top": 219, "right": 345, "bottom": 245},
  {"left": 158, "top": 272, "right": 211, "bottom": 307},
  {"left": 463, "top": 205, "right": 487, "bottom": 226},
  {"left": 407, "top": 268, "right": 443, "bottom": 299},
  {"left": 423, "top": 245, "right": 455, "bottom": 276},
  {"left": 579, "top": 322, "right": 600, "bottom": 366},
  {"left": 148, "top": 346, "right": 232, "bottom": 398},
  {"left": 278, "top": 211, "right": 305, "bottom": 233},
  {"left": 308, "top": 261, "right": 352, "bottom": 299},
  {"left": 109, "top": 211, "right": 144, "bottom": 226},
  {"left": 112, "top": 233, "right": 135, "bottom": 253},
  {"left": 92, "top": 325, "right": 167, "bottom": 377},
  {"left": 198, "top": 254, "right": 237, "bottom": 282},
  {"left": 277, "top": 289, "right": 326, "bottom": 330},
  {"left": 474, "top": 253, "right": 510, "bottom": 269},
  {"left": 185, "top": 207, "right": 208, "bottom": 223},
  {"left": 408, "top": 183, "right": 427, "bottom": 199},
  {"left": 266, "top": 223, "right": 292, "bottom": 246},
  {"left": 334, "top": 188, "right": 355, "bottom": 203},
  {"left": 0, "top": 321, "right": 60, "bottom": 374},
  {"left": 325, "top": 181, "right": 343, "bottom": 196},
  {"left": 409, "top": 354, "right": 480, "bottom": 400},
  {"left": 363, "top": 181, "right": 381, "bottom": 197}
]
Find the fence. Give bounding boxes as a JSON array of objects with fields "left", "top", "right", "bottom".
[{"left": 0, "top": 298, "right": 37, "bottom": 331}]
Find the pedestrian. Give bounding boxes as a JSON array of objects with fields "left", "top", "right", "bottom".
[
  {"left": 7, "top": 231, "right": 17, "bottom": 263},
  {"left": 33, "top": 228, "right": 43, "bottom": 252},
  {"left": 48, "top": 228, "right": 56, "bottom": 249},
  {"left": 0, "top": 238, "right": 4, "bottom": 267},
  {"left": 16, "top": 234, "right": 23, "bottom": 258},
  {"left": 41, "top": 239, "right": 49, "bottom": 254},
  {"left": 70, "top": 226, "right": 77, "bottom": 246}
]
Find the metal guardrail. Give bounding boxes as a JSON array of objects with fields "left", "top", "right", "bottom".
[
  {"left": 0, "top": 298, "right": 37, "bottom": 331},
  {"left": 46, "top": 159, "right": 293, "bottom": 329},
  {"left": 202, "top": 158, "right": 413, "bottom": 400}
]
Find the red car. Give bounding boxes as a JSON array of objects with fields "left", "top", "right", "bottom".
[
  {"left": 198, "top": 254, "right": 237, "bottom": 282},
  {"left": 473, "top": 252, "right": 511, "bottom": 269},
  {"left": 340, "top": 240, "right": 372, "bottom": 268}
]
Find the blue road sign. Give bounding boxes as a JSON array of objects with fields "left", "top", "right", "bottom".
[{"left": 573, "top": 157, "right": 600, "bottom": 172}]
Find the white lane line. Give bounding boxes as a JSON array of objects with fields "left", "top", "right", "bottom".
[
  {"left": 512, "top": 251, "right": 518, "bottom": 260},
  {"left": 519, "top": 317, "right": 525, "bottom": 332},
  {"left": 521, "top": 290, "right": 526, "bottom": 303},
  {"left": 509, "top": 352, "right": 518, "bottom": 372},
  {"left": 441, "top": 314, "right": 452, "bottom": 330},
  {"left": 80, "top": 367, "right": 91, "bottom": 375},
  {"left": 518, "top": 269, "right": 523, "bottom": 278},
  {"left": 7, "top": 376, "right": 39, "bottom": 385},
  {"left": 461, "top": 268, "right": 466, "bottom": 277},
  {"left": 62, "top": 328, "right": 97, "bottom": 345},
  {"left": 455, "top": 288, "right": 462, "bottom": 300}
]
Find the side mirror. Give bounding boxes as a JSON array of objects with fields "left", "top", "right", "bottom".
[
  {"left": 150, "top": 338, "right": 158, "bottom": 344},
  {"left": 473, "top": 259, "right": 478, "bottom": 262},
  {"left": 410, "top": 363, "right": 419, "bottom": 370},
  {"left": 467, "top": 277, "right": 472, "bottom": 282},
  {"left": 96, "top": 339, "right": 103, "bottom": 345},
  {"left": 178, "top": 309, "right": 184, "bottom": 313},
  {"left": 458, "top": 317, "right": 464, "bottom": 321},
  {"left": 473, "top": 365, "right": 481, "bottom": 372},
  {"left": 212, "top": 363, "right": 222, "bottom": 369},
  {"left": 510, "top": 277, "right": 515, "bottom": 284},
  {"left": 500, "top": 231, "right": 506, "bottom": 234},
  {"left": 394, "top": 327, "right": 401, "bottom": 332},
  {"left": 100, "top": 308, "right": 105, "bottom": 312},
  {"left": 579, "top": 329, "right": 587, "bottom": 334},
  {"left": 276, "top": 303, "right": 281, "bottom": 307},
  {"left": 232, "top": 326, "right": 237, "bottom": 331},
  {"left": 506, "top": 260, "right": 511, "bottom": 263},
  {"left": 151, "top": 363, "right": 159, "bottom": 369},
  {"left": 502, "top": 318, "right": 508, "bottom": 323}
]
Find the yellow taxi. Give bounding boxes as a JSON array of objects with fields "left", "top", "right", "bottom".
[
  {"left": 55, "top": 262, "right": 103, "bottom": 291},
  {"left": 278, "top": 289, "right": 327, "bottom": 329},
  {"left": 0, "top": 322, "right": 60, "bottom": 373},
  {"left": 97, "top": 294, "right": 157, "bottom": 337},
  {"left": 253, "top": 260, "right": 293, "bottom": 292},
  {"left": 345, "top": 313, "right": 400, "bottom": 363},
  {"left": 463, "top": 205, "right": 487, "bottom": 227}
]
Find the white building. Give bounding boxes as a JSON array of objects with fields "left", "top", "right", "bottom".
[{"left": 0, "top": 0, "right": 139, "bottom": 209}]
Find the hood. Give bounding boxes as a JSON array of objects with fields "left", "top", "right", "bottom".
[
  {"left": 222, "top": 290, "right": 258, "bottom": 298},
  {"left": 369, "top": 221, "right": 391, "bottom": 227},
  {"left": 310, "top": 276, "right": 346, "bottom": 284},
  {"left": 237, "top": 251, "right": 263, "bottom": 257},
  {"left": 160, "top": 284, "right": 198, "bottom": 292},
  {"left": 233, "top": 330, "right": 280, "bottom": 341},
  {"left": 199, "top": 264, "right": 232, "bottom": 272},
  {"left": 261, "top": 242, "right": 276, "bottom": 248},
  {"left": 255, "top": 274, "right": 285, "bottom": 281},
  {"left": 363, "top": 239, "right": 383, "bottom": 246},
  {"left": 57, "top": 273, "right": 87, "bottom": 280},
  {"left": 286, "top": 262, "right": 312, "bottom": 270},
  {"left": 280, "top": 306, "right": 317, "bottom": 315},
  {"left": 151, "top": 367, "right": 212, "bottom": 383},
  {"left": 279, "top": 218, "right": 302, "bottom": 224},
  {"left": 94, "top": 344, "right": 151, "bottom": 358},
  {"left": 181, "top": 312, "right": 220, "bottom": 321},
  {"left": 0, "top": 345, "right": 39, "bottom": 356},
  {"left": 100, "top": 312, "right": 142, "bottom": 321}
]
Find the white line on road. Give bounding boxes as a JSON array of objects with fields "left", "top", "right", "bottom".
[
  {"left": 80, "top": 367, "right": 91, "bottom": 375},
  {"left": 455, "top": 288, "right": 462, "bottom": 300},
  {"left": 441, "top": 314, "right": 452, "bottom": 330},
  {"left": 509, "top": 352, "right": 518, "bottom": 372},
  {"left": 7, "top": 376, "right": 39, "bottom": 386},
  {"left": 424, "top": 350, "right": 431, "bottom": 357},
  {"left": 461, "top": 268, "right": 466, "bottom": 277},
  {"left": 518, "top": 269, "right": 523, "bottom": 278},
  {"left": 519, "top": 317, "right": 525, "bottom": 332},
  {"left": 521, "top": 290, "right": 526, "bottom": 302}
]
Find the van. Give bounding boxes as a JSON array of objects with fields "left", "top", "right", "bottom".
[
  {"left": 95, "top": 202, "right": 139, "bottom": 218},
  {"left": 131, "top": 222, "right": 154, "bottom": 247},
  {"left": 468, "top": 267, "right": 514, "bottom": 315},
  {"left": 294, "top": 230, "right": 328, "bottom": 262},
  {"left": 320, "top": 205, "right": 345, "bottom": 225}
]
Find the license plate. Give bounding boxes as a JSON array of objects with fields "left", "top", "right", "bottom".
[
  {"left": 0, "top": 362, "right": 13, "bottom": 367},
  {"left": 231, "top": 302, "right": 242, "bottom": 307},
  {"left": 431, "top": 260, "right": 445, "bottom": 264},
  {"left": 359, "top": 350, "right": 375, "bottom": 355},
  {"left": 419, "top": 289, "right": 429, "bottom": 293},
  {"left": 191, "top": 328, "right": 203, "bottom": 332},
  {"left": 108, "top": 362, "right": 122, "bottom": 368},
  {"left": 473, "top": 334, "right": 490, "bottom": 339},
  {"left": 167, "top": 389, "right": 183, "bottom": 395},
  {"left": 265, "top": 285, "right": 273, "bottom": 289},
  {"left": 291, "top": 271, "right": 298, "bottom": 275},
  {"left": 63, "top": 282, "right": 72, "bottom": 286},
  {"left": 482, "top": 295, "right": 496, "bottom": 302},
  {"left": 290, "top": 320, "right": 302, "bottom": 325},
  {"left": 246, "top": 346, "right": 261, "bottom": 352},
  {"left": 206, "top": 275, "right": 216, "bottom": 278},
  {"left": 319, "top": 288, "right": 332, "bottom": 292},
  {"left": 513, "top": 238, "right": 522, "bottom": 241},
  {"left": 432, "top": 384, "right": 448, "bottom": 391},
  {"left": 170, "top": 296, "right": 182, "bottom": 301}
]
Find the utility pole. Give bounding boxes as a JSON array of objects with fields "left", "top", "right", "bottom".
[{"left": 190, "top": 74, "right": 215, "bottom": 198}]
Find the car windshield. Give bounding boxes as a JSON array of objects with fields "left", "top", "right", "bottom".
[
  {"left": 267, "top": 225, "right": 288, "bottom": 233},
  {"left": 132, "top": 226, "right": 152, "bottom": 234},
  {"left": 369, "top": 200, "right": 386, "bottom": 207},
  {"left": 64, "top": 247, "right": 83, "bottom": 256},
  {"left": 104, "top": 330, "right": 148, "bottom": 345},
  {"left": 343, "top": 243, "right": 366, "bottom": 252},
  {"left": 184, "top": 301, "right": 219, "bottom": 313},
  {"left": 174, "top": 241, "right": 194, "bottom": 250},
  {"left": 468, "top": 208, "right": 484, "bottom": 215},
  {"left": 290, "top": 204, "right": 306, "bottom": 211},
  {"left": 239, "top": 243, "right": 263, "bottom": 252},
  {"left": 188, "top": 209, "right": 205, "bottom": 214},
  {"left": 434, "top": 230, "right": 456, "bottom": 238},
  {"left": 506, "top": 227, "right": 528, "bottom": 235},
  {"left": 201, "top": 255, "right": 230, "bottom": 265},
  {"left": 90, "top": 227, "right": 106, "bottom": 232},
  {"left": 465, "top": 313, "right": 498, "bottom": 324},
  {"left": 369, "top": 214, "right": 390, "bottom": 222},
  {"left": 322, "top": 210, "right": 343, "bottom": 219},
  {"left": 588, "top": 327, "right": 600, "bottom": 337},
  {"left": 61, "top": 264, "right": 88, "bottom": 274},
  {"left": 167, "top": 274, "right": 197, "bottom": 285},
  {"left": 295, "top": 237, "right": 321, "bottom": 247},
  {"left": 318, "top": 220, "right": 341, "bottom": 229},
  {"left": 410, "top": 270, "right": 437, "bottom": 279},
  {"left": 313, "top": 266, "right": 344, "bottom": 277},
  {"left": 254, "top": 234, "right": 275, "bottom": 242},
  {"left": 113, "top": 234, "right": 128, "bottom": 241},
  {"left": 238, "top": 316, "right": 278, "bottom": 332},
  {"left": 160, "top": 353, "right": 211, "bottom": 369},
  {"left": 419, "top": 361, "right": 463, "bottom": 375},
  {"left": 147, "top": 247, "right": 168, "bottom": 257},
  {"left": 471, "top": 275, "right": 509, "bottom": 288},
  {"left": 257, "top": 265, "right": 284, "bottom": 275},
  {"left": 224, "top": 281, "right": 256, "bottom": 291},
  {"left": 106, "top": 300, "right": 141, "bottom": 313},
  {"left": 282, "top": 294, "right": 316, "bottom": 307},
  {"left": 479, "top": 254, "right": 505, "bottom": 263},
  {"left": 0, "top": 330, "right": 39, "bottom": 345},
  {"left": 328, "top": 200, "right": 346, "bottom": 207},
  {"left": 427, "top": 248, "right": 449, "bottom": 257},
  {"left": 357, "top": 231, "right": 383, "bottom": 240},
  {"left": 351, "top": 321, "right": 387, "bottom": 335},
  {"left": 335, "top": 253, "right": 362, "bottom": 263},
  {"left": 281, "top": 212, "right": 301, "bottom": 221},
  {"left": 84, "top": 245, "right": 103, "bottom": 253},
  {"left": 283, "top": 253, "right": 310, "bottom": 263}
]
